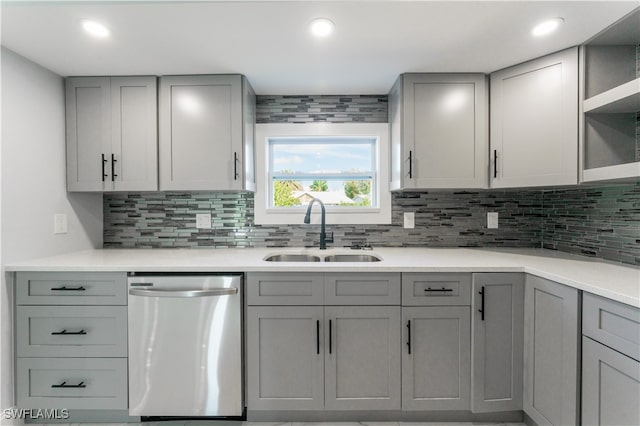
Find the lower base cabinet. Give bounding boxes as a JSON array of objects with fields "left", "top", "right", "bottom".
[
  {"left": 17, "top": 358, "right": 128, "bottom": 409},
  {"left": 582, "top": 337, "right": 640, "bottom": 426},
  {"left": 247, "top": 305, "right": 401, "bottom": 411},
  {"left": 402, "top": 307, "right": 471, "bottom": 410},
  {"left": 247, "top": 306, "right": 324, "bottom": 410},
  {"left": 523, "top": 275, "right": 579, "bottom": 426},
  {"left": 581, "top": 292, "right": 640, "bottom": 426},
  {"left": 471, "top": 273, "right": 524, "bottom": 413}
]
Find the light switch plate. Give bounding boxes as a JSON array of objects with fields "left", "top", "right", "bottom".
[
  {"left": 404, "top": 212, "right": 415, "bottom": 229},
  {"left": 54, "top": 214, "right": 67, "bottom": 234},
  {"left": 487, "top": 212, "right": 499, "bottom": 229},
  {"left": 196, "top": 213, "right": 211, "bottom": 229}
]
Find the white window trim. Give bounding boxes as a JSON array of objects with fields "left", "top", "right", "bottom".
[{"left": 255, "top": 123, "right": 391, "bottom": 225}]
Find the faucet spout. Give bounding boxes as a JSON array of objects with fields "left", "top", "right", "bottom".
[{"left": 304, "top": 198, "right": 332, "bottom": 249}]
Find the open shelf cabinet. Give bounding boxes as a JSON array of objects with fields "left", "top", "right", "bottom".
[{"left": 580, "top": 8, "right": 640, "bottom": 183}]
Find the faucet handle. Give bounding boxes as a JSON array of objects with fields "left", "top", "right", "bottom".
[{"left": 325, "top": 232, "right": 334, "bottom": 243}]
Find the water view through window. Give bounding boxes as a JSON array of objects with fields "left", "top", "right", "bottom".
[{"left": 268, "top": 137, "right": 377, "bottom": 208}]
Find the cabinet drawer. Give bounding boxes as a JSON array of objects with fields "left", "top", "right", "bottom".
[
  {"left": 16, "top": 272, "right": 127, "bottom": 305},
  {"left": 402, "top": 273, "right": 471, "bottom": 306},
  {"left": 16, "top": 358, "right": 127, "bottom": 409},
  {"left": 17, "top": 306, "right": 127, "bottom": 357},
  {"left": 583, "top": 293, "right": 639, "bottom": 361},
  {"left": 324, "top": 273, "right": 400, "bottom": 305},
  {"left": 247, "top": 273, "right": 324, "bottom": 305}
]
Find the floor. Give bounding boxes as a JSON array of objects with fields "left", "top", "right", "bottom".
[{"left": 33, "top": 422, "right": 527, "bottom": 426}]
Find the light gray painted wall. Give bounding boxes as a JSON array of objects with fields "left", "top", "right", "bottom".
[{"left": 0, "top": 47, "right": 103, "bottom": 413}]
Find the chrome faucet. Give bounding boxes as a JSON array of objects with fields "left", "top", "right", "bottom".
[{"left": 304, "top": 198, "right": 334, "bottom": 250}]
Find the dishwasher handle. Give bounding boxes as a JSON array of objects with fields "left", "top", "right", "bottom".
[{"left": 129, "top": 288, "right": 238, "bottom": 298}]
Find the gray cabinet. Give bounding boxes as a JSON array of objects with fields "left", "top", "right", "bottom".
[
  {"left": 471, "top": 273, "right": 524, "bottom": 413},
  {"left": 582, "top": 292, "right": 640, "bottom": 426},
  {"left": 490, "top": 48, "right": 578, "bottom": 188},
  {"left": 325, "top": 306, "right": 401, "bottom": 410},
  {"left": 402, "top": 306, "right": 470, "bottom": 410},
  {"left": 580, "top": 9, "right": 640, "bottom": 182},
  {"left": 389, "top": 73, "right": 487, "bottom": 189},
  {"left": 523, "top": 275, "right": 579, "bottom": 426},
  {"left": 66, "top": 76, "right": 157, "bottom": 192},
  {"left": 246, "top": 273, "right": 401, "bottom": 412},
  {"left": 247, "top": 306, "right": 324, "bottom": 410},
  {"left": 15, "top": 272, "right": 128, "bottom": 410},
  {"left": 159, "top": 75, "right": 255, "bottom": 191},
  {"left": 582, "top": 337, "right": 640, "bottom": 426}
]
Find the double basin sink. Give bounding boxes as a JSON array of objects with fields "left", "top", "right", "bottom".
[{"left": 264, "top": 253, "right": 381, "bottom": 263}]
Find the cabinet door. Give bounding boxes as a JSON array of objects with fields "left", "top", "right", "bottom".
[
  {"left": 582, "top": 337, "right": 640, "bottom": 426},
  {"left": 325, "top": 306, "right": 401, "bottom": 410},
  {"left": 247, "top": 306, "right": 324, "bottom": 410},
  {"left": 402, "top": 306, "right": 470, "bottom": 410},
  {"left": 392, "top": 74, "right": 487, "bottom": 189},
  {"left": 524, "top": 275, "right": 579, "bottom": 426},
  {"left": 111, "top": 77, "right": 158, "bottom": 191},
  {"left": 490, "top": 48, "right": 578, "bottom": 188},
  {"left": 471, "top": 273, "right": 524, "bottom": 413},
  {"left": 66, "top": 77, "right": 111, "bottom": 191},
  {"left": 159, "top": 75, "right": 243, "bottom": 190}
]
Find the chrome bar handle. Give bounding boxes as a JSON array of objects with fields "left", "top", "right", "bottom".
[{"left": 129, "top": 288, "right": 238, "bottom": 298}]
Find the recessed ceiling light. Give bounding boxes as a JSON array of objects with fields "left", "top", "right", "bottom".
[
  {"left": 531, "top": 17, "right": 564, "bottom": 37},
  {"left": 310, "top": 18, "right": 335, "bottom": 38},
  {"left": 82, "top": 20, "right": 110, "bottom": 39}
]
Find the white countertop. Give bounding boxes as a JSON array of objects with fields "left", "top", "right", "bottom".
[{"left": 6, "top": 247, "right": 640, "bottom": 308}]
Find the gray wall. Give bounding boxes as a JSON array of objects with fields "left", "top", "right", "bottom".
[{"left": 0, "top": 48, "right": 104, "bottom": 409}]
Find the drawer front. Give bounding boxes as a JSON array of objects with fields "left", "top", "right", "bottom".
[
  {"left": 402, "top": 273, "right": 472, "bottom": 306},
  {"left": 16, "top": 358, "right": 127, "bottom": 409},
  {"left": 583, "top": 293, "right": 639, "bottom": 361},
  {"left": 324, "top": 273, "right": 401, "bottom": 305},
  {"left": 247, "top": 273, "right": 324, "bottom": 305},
  {"left": 16, "top": 272, "right": 127, "bottom": 305},
  {"left": 17, "top": 306, "right": 127, "bottom": 357}
]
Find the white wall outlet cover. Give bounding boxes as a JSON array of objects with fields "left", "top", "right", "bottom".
[
  {"left": 404, "top": 212, "right": 415, "bottom": 229},
  {"left": 196, "top": 213, "right": 212, "bottom": 229},
  {"left": 54, "top": 213, "right": 67, "bottom": 234},
  {"left": 487, "top": 212, "right": 499, "bottom": 229}
]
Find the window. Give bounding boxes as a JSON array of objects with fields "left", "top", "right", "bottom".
[{"left": 255, "top": 123, "right": 391, "bottom": 225}]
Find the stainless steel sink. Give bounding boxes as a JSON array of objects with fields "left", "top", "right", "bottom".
[
  {"left": 323, "top": 254, "right": 381, "bottom": 262},
  {"left": 264, "top": 254, "right": 322, "bottom": 262}
]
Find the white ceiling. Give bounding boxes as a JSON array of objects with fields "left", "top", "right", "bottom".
[{"left": 1, "top": 1, "right": 638, "bottom": 94}]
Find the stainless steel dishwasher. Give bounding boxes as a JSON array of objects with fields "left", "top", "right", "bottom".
[{"left": 128, "top": 273, "right": 243, "bottom": 418}]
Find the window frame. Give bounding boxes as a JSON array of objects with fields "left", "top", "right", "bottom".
[{"left": 254, "top": 123, "right": 391, "bottom": 225}]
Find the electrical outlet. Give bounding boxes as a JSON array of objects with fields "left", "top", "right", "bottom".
[
  {"left": 196, "top": 213, "right": 211, "bottom": 229},
  {"left": 487, "top": 212, "right": 499, "bottom": 229},
  {"left": 54, "top": 214, "right": 67, "bottom": 234},
  {"left": 404, "top": 212, "right": 415, "bottom": 229}
]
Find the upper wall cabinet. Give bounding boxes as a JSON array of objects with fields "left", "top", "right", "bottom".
[
  {"left": 66, "top": 77, "right": 158, "bottom": 192},
  {"left": 389, "top": 74, "right": 488, "bottom": 190},
  {"left": 580, "top": 8, "right": 640, "bottom": 183},
  {"left": 159, "top": 75, "right": 256, "bottom": 191},
  {"left": 490, "top": 48, "right": 578, "bottom": 188}
]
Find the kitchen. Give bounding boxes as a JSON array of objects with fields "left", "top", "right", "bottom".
[{"left": 1, "top": 1, "right": 639, "bottom": 425}]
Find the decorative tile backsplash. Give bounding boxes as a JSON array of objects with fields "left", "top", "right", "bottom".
[
  {"left": 102, "top": 94, "right": 640, "bottom": 266},
  {"left": 256, "top": 95, "right": 387, "bottom": 123},
  {"left": 542, "top": 183, "right": 640, "bottom": 265},
  {"left": 104, "top": 190, "right": 543, "bottom": 250},
  {"left": 103, "top": 182, "right": 639, "bottom": 265}
]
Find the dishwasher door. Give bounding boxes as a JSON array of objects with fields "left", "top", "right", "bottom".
[{"left": 128, "top": 274, "right": 242, "bottom": 417}]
